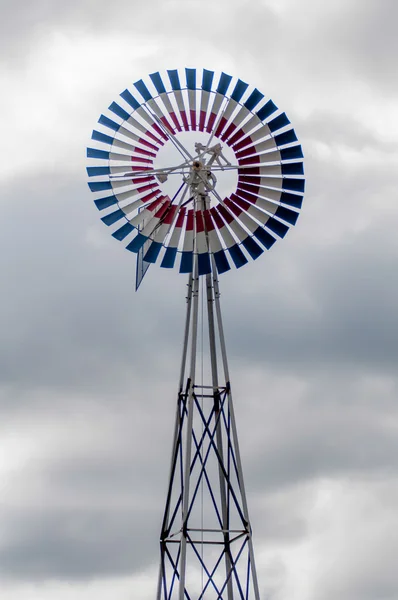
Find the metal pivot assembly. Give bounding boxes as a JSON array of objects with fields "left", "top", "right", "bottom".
[{"left": 87, "top": 67, "right": 306, "bottom": 599}]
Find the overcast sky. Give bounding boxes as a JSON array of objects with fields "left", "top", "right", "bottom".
[{"left": 1, "top": 0, "right": 398, "bottom": 598}]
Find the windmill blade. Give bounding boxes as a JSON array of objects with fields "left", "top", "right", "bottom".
[
  {"left": 161, "top": 207, "right": 187, "bottom": 269},
  {"left": 195, "top": 210, "right": 211, "bottom": 275},
  {"left": 185, "top": 68, "right": 197, "bottom": 131},
  {"left": 198, "top": 69, "right": 214, "bottom": 132},
  {"left": 150, "top": 71, "right": 183, "bottom": 132},
  {"left": 180, "top": 209, "right": 194, "bottom": 273},
  {"left": 214, "top": 78, "right": 249, "bottom": 138},
  {"left": 167, "top": 69, "right": 190, "bottom": 131},
  {"left": 203, "top": 209, "right": 231, "bottom": 274},
  {"left": 205, "top": 72, "right": 232, "bottom": 133},
  {"left": 143, "top": 205, "right": 179, "bottom": 264}
]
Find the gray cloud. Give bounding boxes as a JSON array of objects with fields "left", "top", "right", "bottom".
[
  {"left": 6, "top": 0, "right": 397, "bottom": 100},
  {"left": 0, "top": 0, "right": 276, "bottom": 56},
  {"left": 243, "top": 373, "right": 398, "bottom": 490},
  {"left": 0, "top": 506, "right": 158, "bottom": 580},
  {"left": 317, "top": 0, "right": 398, "bottom": 93},
  {"left": 299, "top": 109, "right": 398, "bottom": 152},
  {"left": 311, "top": 478, "right": 398, "bottom": 600}
]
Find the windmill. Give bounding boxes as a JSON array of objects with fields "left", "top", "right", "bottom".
[{"left": 87, "top": 68, "right": 305, "bottom": 599}]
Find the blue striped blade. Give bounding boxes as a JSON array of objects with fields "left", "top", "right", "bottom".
[
  {"left": 275, "top": 129, "right": 297, "bottom": 146},
  {"left": 231, "top": 79, "right": 249, "bottom": 102},
  {"left": 92, "top": 130, "right": 114, "bottom": 145},
  {"left": 266, "top": 217, "right": 289, "bottom": 238},
  {"left": 150, "top": 72, "right": 167, "bottom": 95},
  {"left": 98, "top": 114, "right": 120, "bottom": 132},
  {"left": 282, "top": 162, "right": 304, "bottom": 175},
  {"left": 202, "top": 69, "right": 214, "bottom": 91},
  {"left": 120, "top": 89, "right": 140, "bottom": 110},
  {"left": 268, "top": 112, "right": 290, "bottom": 132},
  {"left": 280, "top": 192, "right": 304, "bottom": 209},
  {"left": 256, "top": 100, "right": 278, "bottom": 121},
  {"left": 94, "top": 195, "right": 117, "bottom": 210},
  {"left": 282, "top": 178, "right": 305, "bottom": 193},
  {"left": 126, "top": 233, "right": 148, "bottom": 253},
  {"left": 112, "top": 222, "right": 134, "bottom": 240},
  {"left": 180, "top": 251, "right": 193, "bottom": 273},
  {"left": 213, "top": 249, "right": 230, "bottom": 274},
  {"left": 87, "top": 166, "right": 110, "bottom": 177},
  {"left": 275, "top": 206, "right": 299, "bottom": 226},
  {"left": 244, "top": 89, "right": 264, "bottom": 111},
  {"left": 161, "top": 246, "right": 178, "bottom": 268},
  {"left": 198, "top": 252, "right": 211, "bottom": 275},
  {"left": 143, "top": 241, "right": 162, "bottom": 263},
  {"left": 87, "top": 148, "right": 109, "bottom": 160},
  {"left": 167, "top": 69, "right": 181, "bottom": 91},
  {"left": 241, "top": 236, "right": 263, "bottom": 259},
  {"left": 109, "top": 102, "right": 131, "bottom": 122},
  {"left": 216, "top": 72, "right": 232, "bottom": 96},
  {"left": 101, "top": 208, "right": 125, "bottom": 225},
  {"left": 281, "top": 146, "right": 303, "bottom": 160},
  {"left": 133, "top": 79, "right": 152, "bottom": 101},
  {"left": 253, "top": 226, "right": 276, "bottom": 249},
  {"left": 88, "top": 180, "right": 112, "bottom": 192},
  {"left": 228, "top": 244, "right": 248, "bottom": 268},
  {"left": 185, "top": 68, "right": 196, "bottom": 90}
]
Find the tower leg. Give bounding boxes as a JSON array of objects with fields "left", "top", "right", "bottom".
[
  {"left": 206, "top": 271, "right": 234, "bottom": 600},
  {"left": 179, "top": 257, "right": 200, "bottom": 599},
  {"left": 212, "top": 262, "right": 261, "bottom": 600}
]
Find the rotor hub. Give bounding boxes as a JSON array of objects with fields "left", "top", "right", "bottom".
[{"left": 192, "top": 159, "right": 203, "bottom": 171}]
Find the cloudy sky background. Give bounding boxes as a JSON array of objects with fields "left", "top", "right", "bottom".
[{"left": 1, "top": 0, "right": 398, "bottom": 598}]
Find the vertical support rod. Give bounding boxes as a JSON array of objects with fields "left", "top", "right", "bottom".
[
  {"left": 179, "top": 273, "right": 194, "bottom": 391},
  {"left": 179, "top": 256, "right": 200, "bottom": 600},
  {"left": 211, "top": 258, "right": 261, "bottom": 600},
  {"left": 206, "top": 271, "right": 234, "bottom": 600}
]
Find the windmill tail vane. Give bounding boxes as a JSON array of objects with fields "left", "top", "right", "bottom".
[{"left": 86, "top": 67, "right": 305, "bottom": 598}]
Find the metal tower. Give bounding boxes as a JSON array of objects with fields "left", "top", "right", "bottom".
[
  {"left": 86, "top": 67, "right": 305, "bottom": 599},
  {"left": 157, "top": 208, "right": 260, "bottom": 597}
]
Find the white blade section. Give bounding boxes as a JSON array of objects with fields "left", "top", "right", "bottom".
[
  {"left": 166, "top": 208, "right": 186, "bottom": 250},
  {"left": 129, "top": 197, "right": 166, "bottom": 228},
  {"left": 240, "top": 164, "right": 282, "bottom": 177}
]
